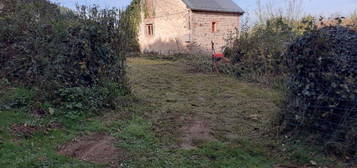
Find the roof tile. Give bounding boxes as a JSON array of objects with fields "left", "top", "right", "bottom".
[{"left": 182, "top": 0, "right": 244, "bottom": 13}]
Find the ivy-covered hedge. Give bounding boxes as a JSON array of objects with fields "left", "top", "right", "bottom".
[
  {"left": 0, "top": 0, "right": 130, "bottom": 114},
  {"left": 283, "top": 26, "right": 357, "bottom": 156}
]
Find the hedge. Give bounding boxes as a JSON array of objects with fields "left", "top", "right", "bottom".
[
  {"left": 284, "top": 26, "right": 357, "bottom": 156},
  {"left": 0, "top": 0, "right": 131, "bottom": 114}
]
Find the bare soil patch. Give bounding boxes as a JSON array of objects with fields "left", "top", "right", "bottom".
[
  {"left": 11, "top": 124, "right": 42, "bottom": 137},
  {"left": 58, "top": 133, "right": 123, "bottom": 167},
  {"left": 178, "top": 116, "right": 216, "bottom": 149},
  {"left": 11, "top": 122, "right": 62, "bottom": 139}
]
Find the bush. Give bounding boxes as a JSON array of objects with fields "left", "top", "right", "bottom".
[
  {"left": 0, "top": 0, "right": 130, "bottom": 114},
  {"left": 1, "top": 0, "right": 125, "bottom": 88},
  {"left": 122, "top": 0, "right": 142, "bottom": 51},
  {"left": 221, "top": 17, "right": 301, "bottom": 87},
  {"left": 0, "top": 88, "right": 37, "bottom": 110},
  {"left": 283, "top": 26, "right": 357, "bottom": 156},
  {"left": 235, "top": 18, "right": 295, "bottom": 72}
]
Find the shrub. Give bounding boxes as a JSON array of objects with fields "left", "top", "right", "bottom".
[
  {"left": 120, "top": 0, "right": 143, "bottom": 52},
  {"left": 0, "top": 88, "right": 37, "bottom": 110},
  {"left": 1, "top": 1, "right": 125, "bottom": 88},
  {"left": 283, "top": 26, "right": 357, "bottom": 156},
  {"left": 0, "top": 0, "right": 130, "bottom": 114},
  {"left": 221, "top": 16, "right": 323, "bottom": 87},
  {"left": 222, "top": 17, "right": 300, "bottom": 87},
  {"left": 349, "top": 12, "right": 357, "bottom": 29}
]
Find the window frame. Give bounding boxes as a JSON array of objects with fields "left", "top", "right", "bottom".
[
  {"left": 212, "top": 22, "right": 217, "bottom": 33},
  {"left": 146, "top": 24, "right": 154, "bottom": 37}
]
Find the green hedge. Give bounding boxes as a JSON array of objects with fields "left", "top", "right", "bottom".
[
  {"left": 284, "top": 26, "right": 357, "bottom": 156},
  {"left": 0, "top": 0, "right": 130, "bottom": 114}
]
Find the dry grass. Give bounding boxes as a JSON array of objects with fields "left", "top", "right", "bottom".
[
  {"left": 127, "top": 57, "right": 283, "bottom": 145},
  {"left": 122, "top": 57, "right": 347, "bottom": 167}
]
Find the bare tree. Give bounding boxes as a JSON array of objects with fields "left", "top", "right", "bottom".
[
  {"left": 286, "top": 0, "right": 304, "bottom": 21},
  {"left": 255, "top": 0, "right": 304, "bottom": 24}
]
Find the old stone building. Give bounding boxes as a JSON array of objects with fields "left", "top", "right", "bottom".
[
  {"left": 138, "top": 0, "right": 244, "bottom": 54},
  {"left": 0, "top": 2, "right": 4, "bottom": 11}
]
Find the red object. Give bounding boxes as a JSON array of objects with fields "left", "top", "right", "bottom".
[{"left": 213, "top": 53, "right": 224, "bottom": 58}]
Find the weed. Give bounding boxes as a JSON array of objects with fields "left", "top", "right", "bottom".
[{"left": 0, "top": 88, "right": 37, "bottom": 110}]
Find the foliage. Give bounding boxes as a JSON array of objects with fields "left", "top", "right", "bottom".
[
  {"left": 0, "top": 0, "right": 130, "bottom": 115},
  {"left": 283, "top": 26, "right": 357, "bottom": 157},
  {"left": 1, "top": 0, "right": 125, "bottom": 88},
  {"left": 349, "top": 12, "right": 357, "bottom": 29},
  {"left": 0, "top": 88, "right": 37, "bottom": 110},
  {"left": 232, "top": 17, "right": 294, "bottom": 72},
  {"left": 55, "top": 82, "right": 128, "bottom": 113},
  {"left": 120, "top": 0, "right": 143, "bottom": 52},
  {"left": 295, "top": 16, "right": 318, "bottom": 34},
  {"left": 222, "top": 17, "right": 301, "bottom": 87},
  {"left": 220, "top": 16, "right": 326, "bottom": 88}
]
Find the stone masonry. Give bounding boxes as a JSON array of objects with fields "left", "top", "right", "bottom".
[
  {"left": 138, "top": 0, "right": 243, "bottom": 54},
  {"left": 191, "top": 11, "right": 241, "bottom": 53}
]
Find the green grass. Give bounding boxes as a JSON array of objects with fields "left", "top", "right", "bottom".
[
  {"left": 0, "top": 57, "right": 346, "bottom": 167},
  {"left": 0, "top": 106, "right": 274, "bottom": 168},
  {"left": 0, "top": 110, "right": 32, "bottom": 127},
  {"left": 180, "top": 142, "right": 273, "bottom": 168},
  {"left": 111, "top": 113, "right": 274, "bottom": 168},
  {"left": 127, "top": 58, "right": 282, "bottom": 140},
  {"left": 0, "top": 107, "right": 105, "bottom": 168}
]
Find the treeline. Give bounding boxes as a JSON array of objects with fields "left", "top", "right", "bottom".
[{"left": 0, "top": 0, "right": 134, "bottom": 117}]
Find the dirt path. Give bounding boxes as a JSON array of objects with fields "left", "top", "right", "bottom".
[{"left": 127, "top": 58, "right": 282, "bottom": 149}]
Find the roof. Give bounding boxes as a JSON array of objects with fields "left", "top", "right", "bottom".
[{"left": 182, "top": 0, "right": 244, "bottom": 14}]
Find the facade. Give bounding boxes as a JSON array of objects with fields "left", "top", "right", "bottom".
[
  {"left": 0, "top": 2, "right": 4, "bottom": 11},
  {"left": 138, "top": 0, "right": 244, "bottom": 54}
]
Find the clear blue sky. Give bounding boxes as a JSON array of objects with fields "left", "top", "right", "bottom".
[{"left": 51, "top": 0, "right": 356, "bottom": 18}]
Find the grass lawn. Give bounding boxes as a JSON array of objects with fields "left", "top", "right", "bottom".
[{"left": 0, "top": 57, "right": 343, "bottom": 168}]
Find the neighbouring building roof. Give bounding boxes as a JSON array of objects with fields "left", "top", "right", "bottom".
[{"left": 182, "top": 0, "right": 244, "bottom": 14}]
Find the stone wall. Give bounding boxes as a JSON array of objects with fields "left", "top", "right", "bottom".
[
  {"left": 0, "top": 2, "right": 4, "bottom": 11},
  {"left": 191, "top": 11, "right": 241, "bottom": 54},
  {"left": 138, "top": 0, "right": 242, "bottom": 55},
  {"left": 138, "top": 0, "right": 190, "bottom": 54}
]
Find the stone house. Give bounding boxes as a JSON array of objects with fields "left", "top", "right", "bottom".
[
  {"left": 138, "top": 0, "right": 244, "bottom": 54},
  {"left": 0, "top": 2, "right": 4, "bottom": 11}
]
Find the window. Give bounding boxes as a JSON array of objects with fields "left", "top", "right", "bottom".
[
  {"left": 146, "top": 24, "right": 154, "bottom": 36},
  {"left": 212, "top": 22, "right": 217, "bottom": 32},
  {"left": 188, "top": 20, "right": 191, "bottom": 30}
]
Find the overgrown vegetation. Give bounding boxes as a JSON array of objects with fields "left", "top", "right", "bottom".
[
  {"left": 351, "top": 11, "right": 357, "bottom": 28},
  {"left": 283, "top": 26, "right": 357, "bottom": 158},
  {"left": 1, "top": 0, "right": 356, "bottom": 167},
  {"left": 184, "top": 17, "right": 317, "bottom": 88},
  {"left": 221, "top": 17, "right": 356, "bottom": 161},
  {"left": 180, "top": 1, "right": 357, "bottom": 161},
  {"left": 224, "top": 17, "right": 295, "bottom": 87},
  {"left": 120, "top": 0, "right": 143, "bottom": 52},
  {"left": 0, "top": 0, "right": 130, "bottom": 116},
  {"left": 0, "top": 1, "right": 133, "bottom": 167}
]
